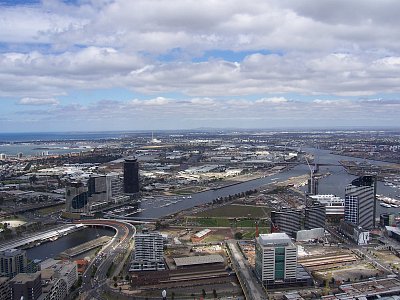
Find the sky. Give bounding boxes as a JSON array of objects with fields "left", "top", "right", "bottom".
[{"left": 0, "top": 0, "right": 400, "bottom": 132}]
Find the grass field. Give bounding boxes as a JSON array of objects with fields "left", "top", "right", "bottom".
[
  {"left": 242, "top": 227, "right": 269, "bottom": 239},
  {"left": 195, "top": 204, "right": 270, "bottom": 218}
]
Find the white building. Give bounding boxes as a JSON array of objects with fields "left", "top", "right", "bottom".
[
  {"left": 309, "top": 194, "right": 344, "bottom": 215},
  {"left": 296, "top": 228, "right": 325, "bottom": 242},
  {"left": 130, "top": 232, "right": 165, "bottom": 271},
  {"left": 255, "top": 233, "right": 297, "bottom": 287}
]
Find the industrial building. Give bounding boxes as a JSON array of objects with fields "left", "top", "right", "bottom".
[
  {"left": 173, "top": 255, "right": 224, "bottom": 269},
  {"left": 191, "top": 228, "right": 212, "bottom": 243}
]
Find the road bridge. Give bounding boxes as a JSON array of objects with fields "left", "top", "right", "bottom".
[{"left": 75, "top": 219, "right": 136, "bottom": 300}]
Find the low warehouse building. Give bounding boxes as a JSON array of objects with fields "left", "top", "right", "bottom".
[{"left": 173, "top": 254, "right": 224, "bottom": 269}]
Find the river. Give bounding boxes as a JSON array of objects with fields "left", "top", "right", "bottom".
[
  {"left": 133, "top": 147, "right": 400, "bottom": 219},
  {"left": 26, "top": 227, "right": 115, "bottom": 261}
]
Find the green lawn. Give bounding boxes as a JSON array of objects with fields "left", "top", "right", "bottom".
[
  {"left": 190, "top": 217, "right": 231, "bottom": 227},
  {"left": 187, "top": 216, "right": 269, "bottom": 228}
]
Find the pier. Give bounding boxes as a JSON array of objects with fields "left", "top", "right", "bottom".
[
  {"left": 59, "top": 236, "right": 112, "bottom": 258},
  {"left": 0, "top": 224, "right": 86, "bottom": 252}
]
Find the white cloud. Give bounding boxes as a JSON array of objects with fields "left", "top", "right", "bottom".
[
  {"left": 256, "top": 97, "right": 288, "bottom": 104},
  {"left": 17, "top": 97, "right": 59, "bottom": 105},
  {"left": 10, "top": 97, "right": 399, "bottom": 130},
  {"left": 129, "top": 97, "right": 170, "bottom": 106},
  {"left": 0, "top": 0, "right": 400, "bottom": 130}
]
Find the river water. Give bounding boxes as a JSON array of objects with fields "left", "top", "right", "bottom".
[
  {"left": 134, "top": 147, "right": 400, "bottom": 219},
  {"left": 0, "top": 143, "right": 91, "bottom": 156},
  {"left": 26, "top": 227, "right": 115, "bottom": 261}
]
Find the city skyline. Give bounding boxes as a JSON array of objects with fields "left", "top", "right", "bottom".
[{"left": 1, "top": 0, "right": 400, "bottom": 132}]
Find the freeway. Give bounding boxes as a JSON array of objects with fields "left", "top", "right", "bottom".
[{"left": 75, "top": 219, "right": 136, "bottom": 300}]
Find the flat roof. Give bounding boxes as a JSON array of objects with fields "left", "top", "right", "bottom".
[
  {"left": 258, "top": 233, "right": 293, "bottom": 246},
  {"left": 340, "top": 278, "right": 400, "bottom": 297},
  {"left": 194, "top": 229, "right": 211, "bottom": 238},
  {"left": 173, "top": 254, "right": 224, "bottom": 267},
  {"left": 10, "top": 272, "right": 40, "bottom": 284}
]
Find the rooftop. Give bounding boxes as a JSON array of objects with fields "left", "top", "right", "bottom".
[
  {"left": 194, "top": 228, "right": 211, "bottom": 238},
  {"left": 339, "top": 278, "right": 400, "bottom": 297},
  {"left": 258, "top": 233, "right": 294, "bottom": 246},
  {"left": 10, "top": 272, "right": 40, "bottom": 284},
  {"left": 173, "top": 254, "right": 224, "bottom": 267},
  {"left": 0, "top": 248, "right": 24, "bottom": 257}
]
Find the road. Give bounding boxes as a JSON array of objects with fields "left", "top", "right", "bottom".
[
  {"left": 76, "top": 219, "right": 136, "bottom": 300},
  {"left": 226, "top": 240, "right": 267, "bottom": 300}
]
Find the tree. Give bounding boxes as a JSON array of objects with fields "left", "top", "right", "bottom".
[
  {"left": 29, "top": 175, "right": 38, "bottom": 185},
  {"left": 213, "top": 289, "right": 218, "bottom": 299},
  {"left": 234, "top": 232, "right": 243, "bottom": 240},
  {"left": 125, "top": 274, "right": 130, "bottom": 281},
  {"left": 113, "top": 276, "right": 117, "bottom": 282},
  {"left": 155, "top": 220, "right": 162, "bottom": 230},
  {"left": 202, "top": 289, "right": 206, "bottom": 298}
]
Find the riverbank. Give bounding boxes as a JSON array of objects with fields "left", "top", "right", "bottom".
[{"left": 331, "top": 150, "right": 400, "bottom": 165}]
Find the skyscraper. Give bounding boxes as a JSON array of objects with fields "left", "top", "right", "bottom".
[
  {"left": 345, "top": 176, "right": 376, "bottom": 230},
  {"left": 255, "top": 233, "right": 297, "bottom": 287},
  {"left": 123, "top": 157, "right": 139, "bottom": 194},
  {"left": 0, "top": 249, "right": 27, "bottom": 278}
]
